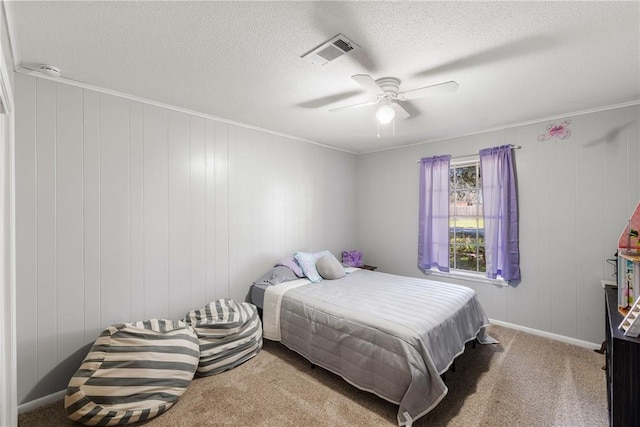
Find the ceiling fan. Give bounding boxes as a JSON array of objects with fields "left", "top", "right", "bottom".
[{"left": 329, "top": 74, "right": 459, "bottom": 124}]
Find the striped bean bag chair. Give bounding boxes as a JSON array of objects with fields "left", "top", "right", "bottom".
[
  {"left": 64, "top": 319, "right": 199, "bottom": 426},
  {"left": 183, "top": 299, "right": 263, "bottom": 376}
]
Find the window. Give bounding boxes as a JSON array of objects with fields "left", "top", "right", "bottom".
[
  {"left": 449, "top": 159, "right": 485, "bottom": 274},
  {"left": 418, "top": 146, "right": 520, "bottom": 282}
]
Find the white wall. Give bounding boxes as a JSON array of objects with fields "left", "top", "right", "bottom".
[
  {"left": 0, "top": 1, "right": 16, "bottom": 424},
  {"left": 14, "top": 73, "right": 357, "bottom": 404},
  {"left": 0, "top": 108, "right": 16, "bottom": 425},
  {"left": 357, "top": 104, "right": 640, "bottom": 346}
]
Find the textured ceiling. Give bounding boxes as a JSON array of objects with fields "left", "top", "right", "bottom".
[{"left": 5, "top": 1, "right": 640, "bottom": 153}]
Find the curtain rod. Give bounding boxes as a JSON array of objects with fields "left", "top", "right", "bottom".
[{"left": 416, "top": 144, "right": 521, "bottom": 163}]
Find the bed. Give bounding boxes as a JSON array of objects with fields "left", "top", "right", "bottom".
[{"left": 253, "top": 266, "right": 495, "bottom": 426}]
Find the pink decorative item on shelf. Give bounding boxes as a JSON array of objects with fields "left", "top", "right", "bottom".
[{"left": 342, "top": 250, "right": 363, "bottom": 267}]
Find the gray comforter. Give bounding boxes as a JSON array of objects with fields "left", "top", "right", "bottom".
[{"left": 276, "top": 270, "right": 494, "bottom": 426}]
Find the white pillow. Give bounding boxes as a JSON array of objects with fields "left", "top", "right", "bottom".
[{"left": 316, "top": 254, "right": 345, "bottom": 280}]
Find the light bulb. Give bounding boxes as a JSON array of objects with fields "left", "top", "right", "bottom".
[{"left": 376, "top": 104, "right": 395, "bottom": 124}]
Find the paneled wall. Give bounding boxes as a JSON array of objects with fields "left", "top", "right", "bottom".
[
  {"left": 0, "top": 4, "right": 16, "bottom": 425},
  {"left": 357, "top": 104, "right": 640, "bottom": 346},
  {"left": 14, "top": 73, "right": 357, "bottom": 403}
]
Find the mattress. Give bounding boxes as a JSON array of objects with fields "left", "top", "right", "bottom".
[
  {"left": 262, "top": 269, "right": 495, "bottom": 426},
  {"left": 250, "top": 282, "right": 270, "bottom": 309}
]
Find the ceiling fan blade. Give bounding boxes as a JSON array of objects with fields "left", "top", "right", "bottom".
[
  {"left": 329, "top": 99, "right": 380, "bottom": 112},
  {"left": 393, "top": 102, "right": 411, "bottom": 120},
  {"left": 399, "top": 81, "right": 459, "bottom": 100},
  {"left": 352, "top": 74, "right": 385, "bottom": 95},
  {"left": 413, "top": 35, "right": 555, "bottom": 79},
  {"left": 297, "top": 90, "right": 363, "bottom": 109}
]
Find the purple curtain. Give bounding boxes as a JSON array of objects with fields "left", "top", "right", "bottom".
[
  {"left": 479, "top": 145, "right": 520, "bottom": 282},
  {"left": 418, "top": 155, "right": 451, "bottom": 272}
]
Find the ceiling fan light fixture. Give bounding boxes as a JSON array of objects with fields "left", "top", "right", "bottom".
[{"left": 376, "top": 104, "right": 395, "bottom": 124}]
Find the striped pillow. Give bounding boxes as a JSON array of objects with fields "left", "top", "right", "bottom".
[
  {"left": 64, "top": 319, "right": 199, "bottom": 426},
  {"left": 183, "top": 299, "right": 263, "bottom": 376}
]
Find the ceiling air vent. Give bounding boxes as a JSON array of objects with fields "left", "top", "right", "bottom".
[{"left": 301, "top": 34, "right": 359, "bottom": 66}]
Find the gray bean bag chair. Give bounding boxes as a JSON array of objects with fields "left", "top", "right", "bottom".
[
  {"left": 183, "top": 299, "right": 262, "bottom": 376},
  {"left": 64, "top": 319, "right": 199, "bottom": 425}
]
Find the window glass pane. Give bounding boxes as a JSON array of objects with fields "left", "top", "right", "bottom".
[
  {"left": 448, "top": 160, "right": 485, "bottom": 274},
  {"left": 453, "top": 228, "right": 475, "bottom": 243},
  {"left": 449, "top": 190, "right": 457, "bottom": 216},
  {"left": 449, "top": 244, "right": 455, "bottom": 269},
  {"left": 452, "top": 194, "right": 482, "bottom": 218},
  {"left": 453, "top": 243, "right": 478, "bottom": 271},
  {"left": 452, "top": 165, "right": 477, "bottom": 190}
]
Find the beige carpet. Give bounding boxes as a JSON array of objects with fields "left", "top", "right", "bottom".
[{"left": 18, "top": 325, "right": 607, "bottom": 426}]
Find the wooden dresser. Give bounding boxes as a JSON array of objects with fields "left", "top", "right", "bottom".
[{"left": 605, "top": 286, "right": 640, "bottom": 427}]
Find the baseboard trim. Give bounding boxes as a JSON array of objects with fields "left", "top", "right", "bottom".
[
  {"left": 18, "top": 389, "right": 65, "bottom": 414},
  {"left": 489, "top": 318, "right": 601, "bottom": 350}
]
